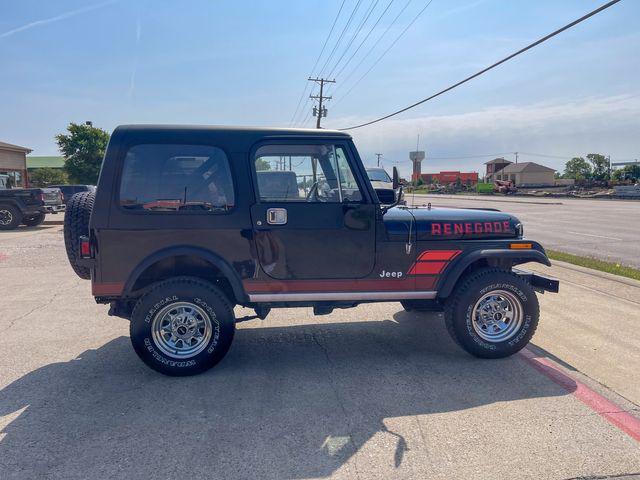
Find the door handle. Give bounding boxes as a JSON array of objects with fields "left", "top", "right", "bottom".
[{"left": 267, "top": 208, "right": 287, "bottom": 225}]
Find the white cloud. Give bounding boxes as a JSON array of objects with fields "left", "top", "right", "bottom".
[
  {"left": 0, "top": 1, "right": 117, "bottom": 39},
  {"left": 337, "top": 95, "right": 640, "bottom": 175}
]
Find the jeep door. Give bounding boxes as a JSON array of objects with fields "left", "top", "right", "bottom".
[{"left": 250, "top": 140, "right": 376, "bottom": 279}]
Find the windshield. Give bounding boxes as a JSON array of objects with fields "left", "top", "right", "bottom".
[{"left": 367, "top": 169, "right": 391, "bottom": 182}]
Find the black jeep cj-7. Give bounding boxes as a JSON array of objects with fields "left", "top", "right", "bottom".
[{"left": 64, "top": 125, "right": 558, "bottom": 376}]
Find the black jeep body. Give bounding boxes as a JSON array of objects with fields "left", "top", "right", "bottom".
[{"left": 65, "top": 125, "right": 558, "bottom": 375}]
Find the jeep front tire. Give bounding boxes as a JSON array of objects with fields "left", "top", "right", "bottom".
[
  {"left": 444, "top": 268, "right": 539, "bottom": 358},
  {"left": 130, "top": 276, "right": 235, "bottom": 376}
]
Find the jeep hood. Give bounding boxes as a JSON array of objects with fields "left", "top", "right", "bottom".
[
  {"left": 369, "top": 180, "right": 393, "bottom": 190},
  {"left": 384, "top": 206, "right": 520, "bottom": 241}
]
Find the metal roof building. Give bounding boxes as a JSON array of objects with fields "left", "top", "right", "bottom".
[{"left": 0, "top": 141, "right": 32, "bottom": 187}]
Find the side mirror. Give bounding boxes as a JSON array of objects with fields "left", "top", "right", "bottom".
[{"left": 392, "top": 166, "right": 399, "bottom": 190}]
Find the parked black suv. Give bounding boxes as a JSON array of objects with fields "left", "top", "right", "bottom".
[{"left": 64, "top": 125, "right": 558, "bottom": 376}]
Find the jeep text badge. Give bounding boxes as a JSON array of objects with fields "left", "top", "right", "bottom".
[{"left": 379, "top": 270, "right": 403, "bottom": 278}]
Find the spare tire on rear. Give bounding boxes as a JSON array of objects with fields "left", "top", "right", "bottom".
[{"left": 64, "top": 191, "right": 95, "bottom": 279}]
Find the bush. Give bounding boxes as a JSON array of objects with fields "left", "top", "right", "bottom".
[{"left": 28, "top": 168, "right": 67, "bottom": 187}]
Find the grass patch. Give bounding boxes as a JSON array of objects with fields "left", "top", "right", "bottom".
[{"left": 547, "top": 249, "right": 640, "bottom": 281}]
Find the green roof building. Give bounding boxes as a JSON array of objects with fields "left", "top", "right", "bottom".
[{"left": 26, "top": 156, "right": 65, "bottom": 169}]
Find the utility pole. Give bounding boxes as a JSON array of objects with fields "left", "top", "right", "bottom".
[
  {"left": 308, "top": 77, "right": 335, "bottom": 129},
  {"left": 375, "top": 153, "right": 383, "bottom": 167}
]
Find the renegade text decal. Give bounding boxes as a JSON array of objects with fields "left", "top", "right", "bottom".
[{"left": 431, "top": 221, "right": 511, "bottom": 236}]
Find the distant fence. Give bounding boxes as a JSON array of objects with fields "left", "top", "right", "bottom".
[
  {"left": 615, "top": 185, "right": 640, "bottom": 198},
  {"left": 554, "top": 179, "right": 575, "bottom": 186}
]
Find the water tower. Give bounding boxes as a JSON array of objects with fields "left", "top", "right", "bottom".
[{"left": 410, "top": 150, "right": 425, "bottom": 182}]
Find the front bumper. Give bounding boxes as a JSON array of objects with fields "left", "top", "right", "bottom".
[
  {"left": 514, "top": 268, "right": 559, "bottom": 293},
  {"left": 43, "top": 204, "right": 66, "bottom": 213}
]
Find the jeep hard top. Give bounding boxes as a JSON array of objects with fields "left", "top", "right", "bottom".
[{"left": 64, "top": 125, "right": 558, "bottom": 376}]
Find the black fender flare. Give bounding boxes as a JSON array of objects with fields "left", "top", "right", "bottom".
[
  {"left": 123, "top": 245, "right": 248, "bottom": 303},
  {"left": 437, "top": 249, "right": 551, "bottom": 299}
]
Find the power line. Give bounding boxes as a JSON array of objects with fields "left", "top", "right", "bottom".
[
  {"left": 289, "top": 0, "right": 347, "bottom": 126},
  {"left": 293, "top": 95, "right": 315, "bottom": 127},
  {"left": 334, "top": 0, "right": 434, "bottom": 103},
  {"left": 331, "top": 0, "right": 396, "bottom": 83},
  {"left": 309, "top": 77, "right": 336, "bottom": 128},
  {"left": 387, "top": 152, "right": 512, "bottom": 163},
  {"left": 325, "top": 0, "right": 381, "bottom": 79},
  {"left": 317, "top": 0, "right": 365, "bottom": 78},
  {"left": 331, "top": 0, "right": 414, "bottom": 99},
  {"left": 339, "top": 0, "right": 622, "bottom": 131},
  {"left": 518, "top": 151, "right": 574, "bottom": 160},
  {"left": 294, "top": 0, "right": 366, "bottom": 127}
]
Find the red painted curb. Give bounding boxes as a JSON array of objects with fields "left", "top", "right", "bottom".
[{"left": 519, "top": 347, "right": 640, "bottom": 442}]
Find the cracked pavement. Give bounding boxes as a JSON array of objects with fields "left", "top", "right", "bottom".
[{"left": 1, "top": 222, "right": 639, "bottom": 479}]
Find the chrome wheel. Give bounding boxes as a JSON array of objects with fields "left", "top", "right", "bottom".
[
  {"left": 471, "top": 289, "right": 523, "bottom": 343},
  {"left": 0, "top": 209, "right": 13, "bottom": 226},
  {"left": 151, "top": 302, "right": 213, "bottom": 359}
]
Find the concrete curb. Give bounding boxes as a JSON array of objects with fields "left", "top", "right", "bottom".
[
  {"left": 549, "top": 259, "right": 640, "bottom": 288},
  {"left": 410, "top": 194, "right": 563, "bottom": 205}
]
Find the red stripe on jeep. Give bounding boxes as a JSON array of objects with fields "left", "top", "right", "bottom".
[
  {"left": 408, "top": 261, "right": 447, "bottom": 275},
  {"left": 243, "top": 276, "right": 437, "bottom": 294},
  {"left": 92, "top": 282, "right": 124, "bottom": 296},
  {"left": 417, "top": 250, "right": 461, "bottom": 261}
]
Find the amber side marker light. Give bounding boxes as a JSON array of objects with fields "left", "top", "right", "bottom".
[{"left": 510, "top": 243, "right": 533, "bottom": 250}]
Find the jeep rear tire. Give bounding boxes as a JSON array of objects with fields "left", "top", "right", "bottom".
[
  {"left": 22, "top": 212, "right": 46, "bottom": 227},
  {"left": 0, "top": 205, "right": 21, "bottom": 230},
  {"left": 444, "top": 268, "right": 539, "bottom": 358},
  {"left": 130, "top": 277, "right": 236, "bottom": 376},
  {"left": 63, "top": 191, "right": 95, "bottom": 279}
]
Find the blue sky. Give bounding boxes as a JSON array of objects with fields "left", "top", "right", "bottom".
[{"left": 1, "top": 0, "right": 638, "bottom": 177}]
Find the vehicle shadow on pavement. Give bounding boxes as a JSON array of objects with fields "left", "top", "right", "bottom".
[{"left": 0, "top": 310, "right": 574, "bottom": 479}]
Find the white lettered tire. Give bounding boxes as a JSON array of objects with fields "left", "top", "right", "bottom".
[
  {"left": 130, "top": 276, "right": 235, "bottom": 376},
  {"left": 444, "top": 268, "right": 539, "bottom": 358}
]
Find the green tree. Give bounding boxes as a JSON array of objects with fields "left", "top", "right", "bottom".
[
  {"left": 612, "top": 164, "right": 640, "bottom": 182},
  {"left": 563, "top": 157, "right": 591, "bottom": 180},
  {"left": 56, "top": 123, "right": 110, "bottom": 184},
  {"left": 29, "top": 168, "right": 68, "bottom": 186},
  {"left": 586, "top": 153, "right": 609, "bottom": 181},
  {"left": 255, "top": 157, "right": 271, "bottom": 171}
]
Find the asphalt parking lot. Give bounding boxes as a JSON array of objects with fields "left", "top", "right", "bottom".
[
  {"left": 410, "top": 194, "right": 640, "bottom": 268},
  {"left": 1, "top": 222, "right": 639, "bottom": 479}
]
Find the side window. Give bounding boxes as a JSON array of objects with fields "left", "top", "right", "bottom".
[
  {"left": 335, "top": 147, "right": 362, "bottom": 202},
  {"left": 253, "top": 144, "right": 362, "bottom": 203},
  {"left": 119, "top": 144, "right": 234, "bottom": 212}
]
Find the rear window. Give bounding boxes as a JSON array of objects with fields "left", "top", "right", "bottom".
[{"left": 119, "top": 144, "right": 234, "bottom": 212}]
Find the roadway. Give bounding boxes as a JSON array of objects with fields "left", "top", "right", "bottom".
[
  {"left": 1, "top": 222, "right": 639, "bottom": 479},
  {"left": 409, "top": 194, "right": 640, "bottom": 268}
]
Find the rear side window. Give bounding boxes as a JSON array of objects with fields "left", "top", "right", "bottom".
[{"left": 119, "top": 144, "right": 234, "bottom": 212}]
